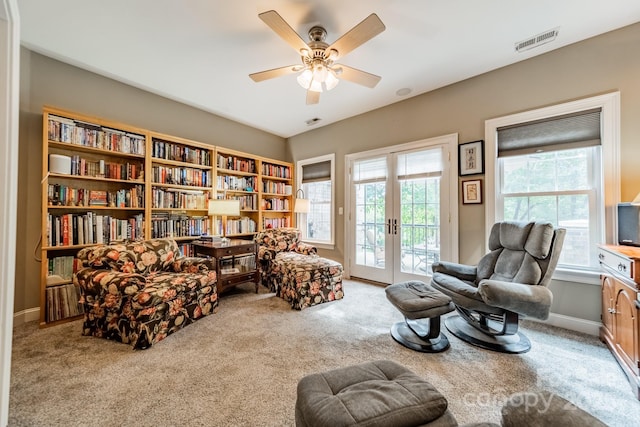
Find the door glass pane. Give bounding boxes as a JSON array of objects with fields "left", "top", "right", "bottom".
[
  {"left": 354, "top": 157, "right": 387, "bottom": 268},
  {"left": 397, "top": 148, "right": 442, "bottom": 275}
]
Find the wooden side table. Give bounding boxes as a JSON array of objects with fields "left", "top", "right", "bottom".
[{"left": 192, "top": 239, "right": 259, "bottom": 295}]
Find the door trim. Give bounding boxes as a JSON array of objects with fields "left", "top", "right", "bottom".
[{"left": 344, "top": 133, "right": 459, "bottom": 280}]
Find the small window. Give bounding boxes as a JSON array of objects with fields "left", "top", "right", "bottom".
[{"left": 296, "top": 154, "right": 335, "bottom": 247}]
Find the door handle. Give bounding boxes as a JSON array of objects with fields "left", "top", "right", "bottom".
[
  {"left": 393, "top": 219, "right": 398, "bottom": 235},
  {"left": 387, "top": 218, "right": 391, "bottom": 234}
]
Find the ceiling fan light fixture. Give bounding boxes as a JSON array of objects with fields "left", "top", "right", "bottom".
[
  {"left": 324, "top": 68, "right": 339, "bottom": 91},
  {"left": 297, "top": 68, "right": 313, "bottom": 89}
]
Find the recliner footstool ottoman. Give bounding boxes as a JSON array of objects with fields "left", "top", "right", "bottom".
[
  {"left": 295, "top": 360, "right": 458, "bottom": 427},
  {"left": 385, "top": 280, "right": 454, "bottom": 352}
]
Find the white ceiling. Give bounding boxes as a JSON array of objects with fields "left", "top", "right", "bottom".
[{"left": 17, "top": 0, "right": 640, "bottom": 138}]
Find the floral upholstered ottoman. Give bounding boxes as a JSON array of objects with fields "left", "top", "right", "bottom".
[{"left": 275, "top": 252, "right": 344, "bottom": 310}]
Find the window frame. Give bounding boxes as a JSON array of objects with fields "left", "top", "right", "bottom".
[
  {"left": 296, "top": 153, "right": 336, "bottom": 249},
  {"left": 484, "top": 92, "right": 620, "bottom": 285}
]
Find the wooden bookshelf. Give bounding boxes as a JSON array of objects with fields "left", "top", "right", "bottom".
[
  {"left": 40, "top": 106, "right": 294, "bottom": 327},
  {"left": 42, "top": 107, "right": 148, "bottom": 327}
]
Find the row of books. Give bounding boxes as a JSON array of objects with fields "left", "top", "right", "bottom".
[
  {"left": 46, "top": 283, "right": 83, "bottom": 322},
  {"left": 177, "top": 242, "right": 196, "bottom": 257},
  {"left": 48, "top": 115, "right": 145, "bottom": 155},
  {"left": 214, "top": 216, "right": 257, "bottom": 236},
  {"left": 151, "top": 188, "right": 210, "bottom": 210},
  {"left": 152, "top": 139, "right": 211, "bottom": 166},
  {"left": 216, "top": 175, "right": 256, "bottom": 192},
  {"left": 227, "top": 194, "right": 258, "bottom": 210},
  {"left": 48, "top": 185, "right": 144, "bottom": 208},
  {"left": 46, "top": 213, "right": 144, "bottom": 247},
  {"left": 262, "top": 163, "right": 291, "bottom": 179},
  {"left": 47, "top": 255, "right": 81, "bottom": 281},
  {"left": 262, "top": 198, "right": 290, "bottom": 211},
  {"left": 262, "top": 180, "right": 290, "bottom": 195},
  {"left": 151, "top": 213, "right": 211, "bottom": 238},
  {"left": 217, "top": 154, "right": 257, "bottom": 173},
  {"left": 263, "top": 217, "right": 291, "bottom": 229},
  {"left": 152, "top": 165, "right": 212, "bottom": 187},
  {"left": 63, "top": 156, "right": 143, "bottom": 181}
]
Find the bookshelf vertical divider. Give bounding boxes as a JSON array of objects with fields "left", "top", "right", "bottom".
[{"left": 40, "top": 106, "right": 293, "bottom": 327}]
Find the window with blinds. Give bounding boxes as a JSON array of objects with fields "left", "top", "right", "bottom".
[
  {"left": 297, "top": 154, "right": 335, "bottom": 245},
  {"left": 496, "top": 108, "right": 603, "bottom": 269}
]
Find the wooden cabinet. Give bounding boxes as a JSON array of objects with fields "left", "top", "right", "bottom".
[{"left": 598, "top": 244, "right": 640, "bottom": 399}]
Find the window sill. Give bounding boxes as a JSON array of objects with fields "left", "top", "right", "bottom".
[{"left": 553, "top": 267, "right": 601, "bottom": 285}]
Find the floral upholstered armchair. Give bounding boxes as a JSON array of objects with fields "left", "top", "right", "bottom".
[
  {"left": 74, "top": 238, "right": 218, "bottom": 349},
  {"left": 255, "top": 228, "right": 317, "bottom": 293}
]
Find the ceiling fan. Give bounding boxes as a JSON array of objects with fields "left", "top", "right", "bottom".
[{"left": 249, "top": 10, "right": 386, "bottom": 105}]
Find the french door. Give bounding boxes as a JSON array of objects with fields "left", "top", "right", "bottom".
[{"left": 347, "top": 135, "right": 457, "bottom": 284}]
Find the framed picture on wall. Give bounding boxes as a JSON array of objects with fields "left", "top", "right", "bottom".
[
  {"left": 459, "top": 140, "right": 484, "bottom": 176},
  {"left": 462, "top": 179, "right": 482, "bottom": 204}
]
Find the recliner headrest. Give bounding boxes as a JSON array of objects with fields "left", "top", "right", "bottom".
[{"left": 488, "top": 221, "right": 555, "bottom": 259}]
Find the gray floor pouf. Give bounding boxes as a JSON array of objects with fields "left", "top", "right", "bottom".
[{"left": 295, "top": 360, "right": 458, "bottom": 426}]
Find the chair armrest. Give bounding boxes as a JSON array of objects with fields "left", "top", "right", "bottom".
[
  {"left": 432, "top": 261, "right": 477, "bottom": 281},
  {"left": 258, "top": 247, "right": 277, "bottom": 262},
  {"left": 477, "top": 280, "right": 553, "bottom": 320},
  {"left": 295, "top": 243, "right": 317, "bottom": 255},
  {"left": 74, "top": 268, "right": 147, "bottom": 298},
  {"left": 172, "top": 257, "right": 216, "bottom": 274}
]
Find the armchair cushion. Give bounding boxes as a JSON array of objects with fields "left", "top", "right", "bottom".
[
  {"left": 477, "top": 221, "right": 556, "bottom": 285},
  {"left": 478, "top": 280, "right": 553, "bottom": 320},
  {"left": 77, "top": 239, "right": 183, "bottom": 275}
]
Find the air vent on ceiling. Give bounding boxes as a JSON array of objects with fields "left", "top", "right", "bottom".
[
  {"left": 515, "top": 27, "right": 559, "bottom": 53},
  {"left": 305, "top": 118, "right": 322, "bottom": 126}
]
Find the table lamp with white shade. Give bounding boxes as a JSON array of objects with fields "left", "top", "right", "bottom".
[
  {"left": 294, "top": 189, "right": 310, "bottom": 232},
  {"left": 208, "top": 198, "right": 241, "bottom": 244}
]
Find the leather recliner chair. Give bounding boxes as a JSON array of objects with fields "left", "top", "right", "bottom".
[{"left": 430, "top": 221, "right": 566, "bottom": 353}]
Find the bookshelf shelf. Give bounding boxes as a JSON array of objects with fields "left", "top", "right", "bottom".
[
  {"left": 48, "top": 141, "right": 145, "bottom": 159},
  {"left": 40, "top": 107, "right": 294, "bottom": 327}
]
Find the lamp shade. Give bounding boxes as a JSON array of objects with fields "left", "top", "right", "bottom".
[
  {"left": 294, "top": 198, "right": 310, "bottom": 214},
  {"left": 208, "top": 199, "right": 240, "bottom": 216}
]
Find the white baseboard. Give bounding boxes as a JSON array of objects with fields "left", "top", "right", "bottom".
[
  {"left": 13, "top": 308, "right": 40, "bottom": 324},
  {"left": 530, "top": 312, "right": 601, "bottom": 336}
]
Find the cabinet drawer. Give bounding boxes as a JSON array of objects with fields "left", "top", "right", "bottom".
[
  {"left": 599, "top": 247, "right": 633, "bottom": 280},
  {"left": 218, "top": 245, "right": 254, "bottom": 257}
]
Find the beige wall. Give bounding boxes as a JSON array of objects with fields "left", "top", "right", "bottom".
[
  {"left": 288, "top": 22, "right": 640, "bottom": 322},
  {"left": 15, "top": 22, "right": 640, "bottom": 324},
  {"left": 15, "top": 49, "right": 288, "bottom": 313}
]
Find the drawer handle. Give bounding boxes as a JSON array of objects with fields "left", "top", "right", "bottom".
[
  {"left": 618, "top": 263, "right": 627, "bottom": 272},
  {"left": 608, "top": 308, "right": 617, "bottom": 314},
  {"left": 598, "top": 253, "right": 604, "bottom": 260}
]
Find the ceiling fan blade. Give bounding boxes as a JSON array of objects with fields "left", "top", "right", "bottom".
[
  {"left": 326, "top": 14, "right": 385, "bottom": 60},
  {"left": 337, "top": 65, "right": 382, "bottom": 88},
  {"left": 249, "top": 65, "right": 300, "bottom": 82},
  {"left": 259, "top": 10, "right": 309, "bottom": 55},
  {"left": 306, "top": 90, "right": 320, "bottom": 105}
]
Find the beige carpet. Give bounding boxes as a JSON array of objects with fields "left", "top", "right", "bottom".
[{"left": 9, "top": 279, "right": 640, "bottom": 426}]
